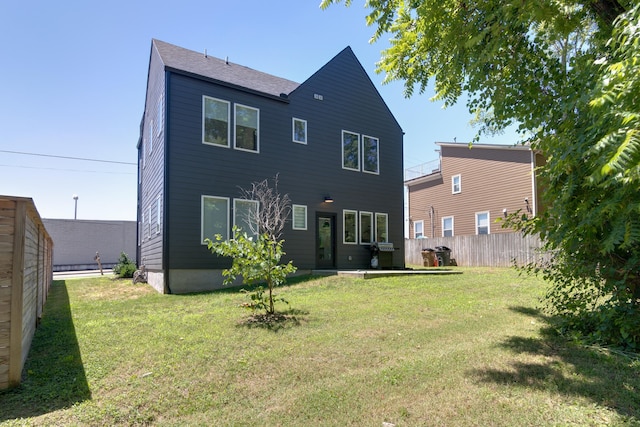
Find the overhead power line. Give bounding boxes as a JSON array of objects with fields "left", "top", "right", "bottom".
[{"left": 0, "top": 149, "right": 136, "bottom": 165}]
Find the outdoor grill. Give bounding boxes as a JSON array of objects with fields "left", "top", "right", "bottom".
[{"left": 370, "top": 242, "right": 395, "bottom": 269}]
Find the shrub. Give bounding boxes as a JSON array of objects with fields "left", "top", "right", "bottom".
[{"left": 113, "top": 252, "right": 137, "bottom": 278}]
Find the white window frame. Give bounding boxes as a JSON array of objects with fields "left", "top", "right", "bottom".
[
  {"left": 234, "top": 103, "right": 260, "bottom": 153},
  {"left": 476, "top": 211, "right": 490, "bottom": 235},
  {"left": 202, "top": 96, "right": 230, "bottom": 148},
  {"left": 343, "top": 209, "right": 358, "bottom": 244},
  {"left": 155, "top": 196, "right": 162, "bottom": 234},
  {"left": 201, "top": 195, "right": 230, "bottom": 244},
  {"left": 292, "top": 118, "right": 307, "bottom": 144},
  {"left": 414, "top": 220, "right": 424, "bottom": 239},
  {"left": 359, "top": 211, "right": 373, "bottom": 244},
  {"left": 452, "top": 174, "right": 461, "bottom": 194},
  {"left": 375, "top": 212, "right": 388, "bottom": 243},
  {"left": 341, "top": 130, "right": 360, "bottom": 171},
  {"left": 156, "top": 93, "right": 163, "bottom": 138},
  {"left": 148, "top": 119, "right": 154, "bottom": 155},
  {"left": 362, "top": 135, "right": 380, "bottom": 175},
  {"left": 233, "top": 199, "right": 259, "bottom": 239},
  {"left": 292, "top": 204, "right": 307, "bottom": 230},
  {"left": 442, "top": 216, "right": 454, "bottom": 237}
]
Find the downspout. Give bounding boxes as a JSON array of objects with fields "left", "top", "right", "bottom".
[{"left": 429, "top": 205, "right": 435, "bottom": 238}]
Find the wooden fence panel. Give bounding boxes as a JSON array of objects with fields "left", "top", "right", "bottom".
[{"left": 405, "top": 232, "right": 548, "bottom": 267}]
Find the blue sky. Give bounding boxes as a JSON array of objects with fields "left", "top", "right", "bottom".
[{"left": 1, "top": 1, "right": 517, "bottom": 221}]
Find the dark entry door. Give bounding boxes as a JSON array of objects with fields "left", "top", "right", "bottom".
[{"left": 316, "top": 214, "right": 336, "bottom": 269}]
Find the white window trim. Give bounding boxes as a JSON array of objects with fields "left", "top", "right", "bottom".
[
  {"left": 362, "top": 135, "right": 380, "bottom": 175},
  {"left": 414, "top": 220, "right": 424, "bottom": 239},
  {"left": 155, "top": 196, "right": 161, "bottom": 234},
  {"left": 442, "top": 216, "right": 454, "bottom": 237},
  {"left": 202, "top": 96, "right": 230, "bottom": 148},
  {"left": 359, "top": 211, "right": 373, "bottom": 244},
  {"left": 148, "top": 119, "right": 154, "bottom": 154},
  {"left": 341, "top": 130, "right": 360, "bottom": 172},
  {"left": 156, "top": 93, "right": 163, "bottom": 138},
  {"left": 476, "top": 211, "right": 490, "bottom": 235},
  {"left": 343, "top": 209, "right": 358, "bottom": 245},
  {"left": 233, "top": 199, "right": 259, "bottom": 237},
  {"left": 292, "top": 204, "right": 308, "bottom": 230},
  {"left": 234, "top": 103, "right": 260, "bottom": 153},
  {"left": 292, "top": 117, "right": 307, "bottom": 144},
  {"left": 452, "top": 174, "right": 461, "bottom": 194},
  {"left": 375, "top": 212, "right": 388, "bottom": 243},
  {"left": 201, "top": 195, "right": 230, "bottom": 244}
]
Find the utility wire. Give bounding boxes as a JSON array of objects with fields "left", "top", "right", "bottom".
[
  {"left": 0, "top": 164, "right": 136, "bottom": 175},
  {"left": 0, "top": 149, "right": 136, "bottom": 165}
]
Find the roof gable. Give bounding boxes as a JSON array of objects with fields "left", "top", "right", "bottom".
[{"left": 152, "top": 39, "right": 300, "bottom": 98}]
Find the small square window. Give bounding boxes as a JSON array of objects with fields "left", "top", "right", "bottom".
[
  {"left": 292, "top": 204, "right": 307, "bottom": 230},
  {"left": 452, "top": 174, "right": 461, "bottom": 194},
  {"left": 292, "top": 118, "right": 307, "bottom": 144}
]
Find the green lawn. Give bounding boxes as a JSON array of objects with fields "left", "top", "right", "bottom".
[{"left": 1, "top": 268, "right": 638, "bottom": 426}]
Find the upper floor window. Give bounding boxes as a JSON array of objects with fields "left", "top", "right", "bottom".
[
  {"left": 343, "top": 209, "right": 357, "bottom": 244},
  {"left": 476, "top": 212, "right": 490, "bottom": 235},
  {"left": 201, "top": 195, "right": 229, "bottom": 243},
  {"left": 362, "top": 135, "right": 379, "bottom": 174},
  {"left": 234, "top": 199, "right": 259, "bottom": 239},
  {"left": 375, "top": 213, "right": 388, "bottom": 243},
  {"left": 442, "top": 216, "right": 453, "bottom": 237},
  {"left": 292, "top": 118, "right": 307, "bottom": 144},
  {"left": 235, "top": 104, "right": 259, "bottom": 152},
  {"left": 203, "top": 96, "right": 230, "bottom": 147},
  {"left": 414, "top": 220, "right": 424, "bottom": 238},
  {"left": 342, "top": 131, "right": 360, "bottom": 171},
  {"left": 452, "top": 174, "right": 461, "bottom": 194}
]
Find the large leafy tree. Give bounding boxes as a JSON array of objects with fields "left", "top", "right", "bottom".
[{"left": 322, "top": 0, "right": 640, "bottom": 348}]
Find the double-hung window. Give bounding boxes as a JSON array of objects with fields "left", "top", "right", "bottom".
[
  {"left": 362, "top": 135, "right": 379, "bottom": 174},
  {"left": 342, "top": 131, "right": 360, "bottom": 171},
  {"left": 201, "top": 196, "right": 229, "bottom": 243},
  {"left": 292, "top": 118, "right": 307, "bottom": 144},
  {"left": 375, "top": 213, "right": 388, "bottom": 242},
  {"left": 414, "top": 220, "right": 424, "bottom": 238},
  {"left": 235, "top": 104, "right": 259, "bottom": 152},
  {"left": 442, "top": 216, "right": 454, "bottom": 237},
  {"left": 343, "top": 210, "right": 357, "bottom": 244},
  {"left": 476, "top": 212, "right": 490, "bottom": 235},
  {"left": 452, "top": 174, "right": 461, "bottom": 194},
  {"left": 203, "top": 96, "right": 230, "bottom": 147}
]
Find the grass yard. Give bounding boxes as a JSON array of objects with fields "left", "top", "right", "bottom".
[{"left": 1, "top": 268, "right": 639, "bottom": 426}]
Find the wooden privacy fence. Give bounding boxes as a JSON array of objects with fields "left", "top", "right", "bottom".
[
  {"left": 405, "top": 232, "right": 547, "bottom": 268},
  {"left": 0, "top": 196, "right": 53, "bottom": 389}
]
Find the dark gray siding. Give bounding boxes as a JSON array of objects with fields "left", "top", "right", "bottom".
[
  {"left": 164, "top": 48, "right": 404, "bottom": 273},
  {"left": 138, "top": 44, "right": 166, "bottom": 270}
]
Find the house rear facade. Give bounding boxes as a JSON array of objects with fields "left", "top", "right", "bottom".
[
  {"left": 405, "top": 142, "right": 543, "bottom": 239},
  {"left": 138, "top": 39, "right": 404, "bottom": 293}
]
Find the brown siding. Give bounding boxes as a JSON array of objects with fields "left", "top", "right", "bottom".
[{"left": 408, "top": 144, "right": 535, "bottom": 238}]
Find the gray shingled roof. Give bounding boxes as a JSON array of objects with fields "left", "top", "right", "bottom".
[{"left": 152, "top": 39, "right": 300, "bottom": 98}]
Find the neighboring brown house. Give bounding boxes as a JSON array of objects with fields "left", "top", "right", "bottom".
[{"left": 405, "top": 142, "right": 544, "bottom": 238}]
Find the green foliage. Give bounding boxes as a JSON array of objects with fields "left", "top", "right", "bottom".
[
  {"left": 325, "top": 0, "right": 640, "bottom": 348},
  {"left": 206, "top": 226, "right": 297, "bottom": 315},
  {"left": 112, "top": 252, "right": 136, "bottom": 278}
]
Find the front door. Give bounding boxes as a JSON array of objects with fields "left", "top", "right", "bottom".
[{"left": 316, "top": 214, "right": 336, "bottom": 269}]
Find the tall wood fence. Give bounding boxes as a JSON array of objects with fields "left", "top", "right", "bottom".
[
  {"left": 405, "top": 232, "right": 547, "bottom": 268},
  {"left": 0, "top": 196, "right": 53, "bottom": 389}
]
